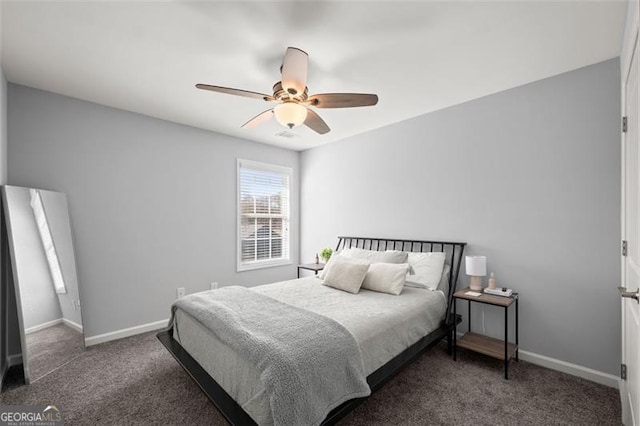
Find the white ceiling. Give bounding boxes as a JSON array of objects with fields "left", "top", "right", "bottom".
[{"left": 0, "top": 1, "right": 628, "bottom": 151}]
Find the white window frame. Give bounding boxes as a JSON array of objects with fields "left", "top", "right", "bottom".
[
  {"left": 237, "top": 159, "right": 292, "bottom": 272},
  {"left": 30, "top": 189, "right": 67, "bottom": 294}
]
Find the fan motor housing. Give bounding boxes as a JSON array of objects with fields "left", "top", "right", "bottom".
[{"left": 272, "top": 81, "right": 308, "bottom": 102}]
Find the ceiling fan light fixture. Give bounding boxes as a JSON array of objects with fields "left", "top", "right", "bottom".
[
  {"left": 196, "top": 46, "right": 378, "bottom": 135},
  {"left": 274, "top": 102, "right": 307, "bottom": 129}
]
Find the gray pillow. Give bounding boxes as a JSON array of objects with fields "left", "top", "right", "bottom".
[{"left": 341, "top": 247, "right": 408, "bottom": 263}]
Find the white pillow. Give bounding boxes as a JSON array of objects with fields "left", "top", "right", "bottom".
[
  {"left": 319, "top": 253, "right": 370, "bottom": 279},
  {"left": 362, "top": 263, "right": 410, "bottom": 295},
  {"left": 341, "top": 247, "right": 408, "bottom": 264},
  {"left": 406, "top": 263, "right": 451, "bottom": 292},
  {"left": 322, "top": 258, "right": 369, "bottom": 294},
  {"left": 405, "top": 252, "right": 446, "bottom": 290},
  {"left": 438, "top": 264, "right": 451, "bottom": 294}
]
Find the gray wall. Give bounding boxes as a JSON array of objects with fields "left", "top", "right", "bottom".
[
  {"left": 7, "top": 85, "right": 300, "bottom": 338},
  {"left": 300, "top": 59, "right": 621, "bottom": 375},
  {"left": 4, "top": 187, "right": 62, "bottom": 330}
]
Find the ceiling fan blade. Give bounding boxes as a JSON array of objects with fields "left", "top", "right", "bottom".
[
  {"left": 241, "top": 109, "right": 274, "bottom": 128},
  {"left": 196, "top": 84, "right": 274, "bottom": 102},
  {"left": 306, "top": 93, "right": 378, "bottom": 108},
  {"left": 304, "top": 108, "right": 330, "bottom": 135},
  {"left": 281, "top": 47, "right": 308, "bottom": 97}
]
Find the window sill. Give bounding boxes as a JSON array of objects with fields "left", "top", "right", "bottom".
[{"left": 237, "top": 259, "right": 292, "bottom": 272}]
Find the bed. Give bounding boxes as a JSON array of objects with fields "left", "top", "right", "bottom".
[{"left": 157, "top": 236, "right": 466, "bottom": 425}]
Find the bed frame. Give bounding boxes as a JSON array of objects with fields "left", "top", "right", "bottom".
[{"left": 157, "top": 236, "right": 466, "bottom": 425}]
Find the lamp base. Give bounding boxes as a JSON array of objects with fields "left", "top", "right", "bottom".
[{"left": 469, "top": 276, "right": 483, "bottom": 291}]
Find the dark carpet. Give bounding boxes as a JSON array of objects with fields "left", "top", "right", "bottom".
[
  {"left": 26, "top": 323, "right": 85, "bottom": 382},
  {"left": 0, "top": 331, "right": 620, "bottom": 425}
]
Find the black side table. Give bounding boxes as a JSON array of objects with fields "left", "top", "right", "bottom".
[
  {"left": 297, "top": 263, "right": 325, "bottom": 278},
  {"left": 452, "top": 287, "right": 519, "bottom": 379}
]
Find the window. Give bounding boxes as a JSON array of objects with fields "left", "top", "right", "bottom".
[
  {"left": 30, "top": 189, "right": 67, "bottom": 294},
  {"left": 237, "top": 159, "right": 291, "bottom": 271}
]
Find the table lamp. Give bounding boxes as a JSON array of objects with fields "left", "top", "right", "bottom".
[{"left": 465, "top": 255, "right": 487, "bottom": 291}]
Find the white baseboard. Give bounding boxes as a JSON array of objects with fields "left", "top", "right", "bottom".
[
  {"left": 518, "top": 350, "right": 619, "bottom": 388},
  {"left": 7, "top": 354, "right": 22, "bottom": 367},
  {"left": 455, "top": 332, "right": 619, "bottom": 388},
  {"left": 62, "top": 318, "right": 83, "bottom": 333},
  {"left": 25, "top": 318, "right": 62, "bottom": 334},
  {"left": 84, "top": 319, "right": 169, "bottom": 347}
]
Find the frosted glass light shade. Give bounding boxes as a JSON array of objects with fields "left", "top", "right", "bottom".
[
  {"left": 465, "top": 256, "right": 487, "bottom": 276},
  {"left": 274, "top": 102, "right": 307, "bottom": 129}
]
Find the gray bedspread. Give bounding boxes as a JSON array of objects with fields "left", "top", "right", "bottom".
[{"left": 169, "top": 286, "right": 371, "bottom": 426}]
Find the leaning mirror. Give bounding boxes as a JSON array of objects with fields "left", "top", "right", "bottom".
[{"left": 2, "top": 185, "right": 84, "bottom": 386}]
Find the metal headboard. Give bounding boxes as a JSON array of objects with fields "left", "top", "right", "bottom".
[{"left": 335, "top": 236, "right": 467, "bottom": 325}]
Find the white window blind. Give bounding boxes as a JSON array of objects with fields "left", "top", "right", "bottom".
[
  {"left": 30, "top": 189, "right": 67, "bottom": 294},
  {"left": 237, "top": 159, "right": 291, "bottom": 271}
]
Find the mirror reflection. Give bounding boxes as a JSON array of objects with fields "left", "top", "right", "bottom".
[{"left": 3, "top": 185, "right": 84, "bottom": 385}]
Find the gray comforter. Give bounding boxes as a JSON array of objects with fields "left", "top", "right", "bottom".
[{"left": 169, "top": 286, "right": 371, "bottom": 426}]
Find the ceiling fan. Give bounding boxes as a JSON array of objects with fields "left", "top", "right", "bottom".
[{"left": 196, "top": 47, "right": 379, "bottom": 135}]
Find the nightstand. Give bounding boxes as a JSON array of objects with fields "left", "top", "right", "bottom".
[
  {"left": 297, "top": 263, "right": 325, "bottom": 278},
  {"left": 452, "top": 287, "right": 519, "bottom": 379}
]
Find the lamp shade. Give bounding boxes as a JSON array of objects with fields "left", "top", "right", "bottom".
[
  {"left": 465, "top": 255, "right": 487, "bottom": 276},
  {"left": 274, "top": 102, "right": 307, "bottom": 129}
]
